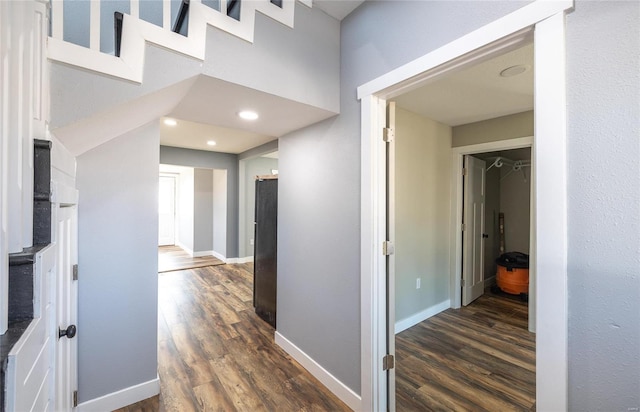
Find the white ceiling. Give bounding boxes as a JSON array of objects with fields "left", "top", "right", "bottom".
[
  {"left": 395, "top": 43, "right": 534, "bottom": 126},
  {"left": 160, "top": 75, "right": 336, "bottom": 154},
  {"left": 313, "top": 0, "right": 365, "bottom": 20}
]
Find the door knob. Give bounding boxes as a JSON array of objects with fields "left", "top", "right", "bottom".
[{"left": 59, "top": 324, "right": 77, "bottom": 339}]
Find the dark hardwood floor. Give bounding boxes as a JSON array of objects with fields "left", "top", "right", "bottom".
[
  {"left": 158, "top": 246, "right": 224, "bottom": 273},
  {"left": 115, "top": 263, "right": 350, "bottom": 412},
  {"left": 396, "top": 293, "right": 536, "bottom": 411}
]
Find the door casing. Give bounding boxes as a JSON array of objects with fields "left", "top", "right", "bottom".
[
  {"left": 451, "top": 137, "right": 535, "bottom": 331},
  {"left": 358, "top": 1, "right": 571, "bottom": 410}
]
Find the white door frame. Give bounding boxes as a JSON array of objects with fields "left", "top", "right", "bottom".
[
  {"left": 358, "top": 1, "right": 572, "bottom": 410},
  {"left": 451, "top": 137, "right": 535, "bottom": 331}
]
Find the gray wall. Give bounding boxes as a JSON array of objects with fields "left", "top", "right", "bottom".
[
  {"left": 484, "top": 166, "right": 501, "bottom": 279},
  {"left": 160, "top": 146, "right": 239, "bottom": 258},
  {"left": 500, "top": 157, "right": 530, "bottom": 254},
  {"left": 452, "top": 111, "right": 533, "bottom": 147},
  {"left": 242, "top": 157, "right": 278, "bottom": 257},
  {"left": 76, "top": 122, "right": 159, "bottom": 402},
  {"left": 394, "top": 108, "right": 451, "bottom": 323},
  {"left": 193, "top": 168, "right": 214, "bottom": 253},
  {"left": 566, "top": 1, "right": 640, "bottom": 409},
  {"left": 279, "top": 1, "right": 640, "bottom": 406},
  {"left": 278, "top": 0, "right": 528, "bottom": 394}
]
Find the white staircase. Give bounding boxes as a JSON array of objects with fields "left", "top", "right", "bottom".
[{"left": 48, "top": 0, "right": 313, "bottom": 83}]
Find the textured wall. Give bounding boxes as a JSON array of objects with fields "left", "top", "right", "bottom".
[
  {"left": 566, "top": 1, "right": 640, "bottom": 409},
  {"left": 76, "top": 122, "right": 159, "bottom": 402}
]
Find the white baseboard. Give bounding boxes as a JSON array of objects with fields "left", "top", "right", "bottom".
[
  {"left": 395, "top": 299, "right": 450, "bottom": 334},
  {"left": 484, "top": 275, "right": 497, "bottom": 287},
  {"left": 77, "top": 376, "right": 159, "bottom": 412},
  {"left": 275, "top": 332, "right": 361, "bottom": 411},
  {"left": 175, "top": 241, "right": 194, "bottom": 257},
  {"left": 212, "top": 250, "right": 227, "bottom": 262},
  {"left": 236, "top": 256, "right": 254, "bottom": 264},
  {"left": 193, "top": 250, "right": 213, "bottom": 258}
]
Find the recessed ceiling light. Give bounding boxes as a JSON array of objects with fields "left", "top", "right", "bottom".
[
  {"left": 500, "top": 64, "right": 531, "bottom": 78},
  {"left": 238, "top": 110, "right": 259, "bottom": 121},
  {"left": 164, "top": 118, "right": 177, "bottom": 126},
  {"left": 207, "top": 140, "right": 217, "bottom": 146}
]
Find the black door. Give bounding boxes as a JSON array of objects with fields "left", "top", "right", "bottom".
[{"left": 253, "top": 177, "right": 278, "bottom": 327}]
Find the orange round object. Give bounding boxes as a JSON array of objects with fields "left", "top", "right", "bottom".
[{"left": 496, "top": 264, "right": 529, "bottom": 295}]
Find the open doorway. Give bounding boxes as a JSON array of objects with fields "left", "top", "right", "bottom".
[
  {"left": 359, "top": 3, "right": 571, "bottom": 408},
  {"left": 157, "top": 164, "right": 227, "bottom": 272}
]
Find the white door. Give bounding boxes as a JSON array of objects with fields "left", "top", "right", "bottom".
[
  {"left": 386, "top": 101, "right": 397, "bottom": 411},
  {"left": 158, "top": 175, "right": 176, "bottom": 246},
  {"left": 462, "top": 155, "right": 487, "bottom": 306},
  {"left": 55, "top": 205, "right": 78, "bottom": 409}
]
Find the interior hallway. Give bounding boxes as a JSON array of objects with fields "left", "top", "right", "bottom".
[
  {"left": 115, "top": 263, "right": 349, "bottom": 412},
  {"left": 396, "top": 293, "right": 535, "bottom": 411}
]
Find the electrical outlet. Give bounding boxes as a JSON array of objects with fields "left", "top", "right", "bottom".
[
  {"left": 250, "top": 239, "right": 254, "bottom": 246},
  {"left": 416, "top": 278, "right": 421, "bottom": 289}
]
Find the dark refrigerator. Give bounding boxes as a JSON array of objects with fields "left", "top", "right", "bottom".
[{"left": 253, "top": 176, "right": 278, "bottom": 328}]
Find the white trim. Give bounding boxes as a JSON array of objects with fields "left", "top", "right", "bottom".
[
  {"left": 359, "top": 1, "right": 572, "bottom": 410},
  {"left": 212, "top": 250, "right": 227, "bottom": 262},
  {"left": 237, "top": 256, "right": 254, "bottom": 264},
  {"left": 76, "top": 376, "right": 159, "bottom": 412},
  {"left": 175, "top": 241, "right": 194, "bottom": 257},
  {"left": 275, "top": 332, "right": 362, "bottom": 412},
  {"left": 193, "top": 250, "right": 213, "bottom": 258},
  {"left": 356, "top": 0, "right": 572, "bottom": 100},
  {"left": 533, "top": 12, "right": 568, "bottom": 411},
  {"left": 449, "top": 136, "right": 534, "bottom": 309},
  {"left": 394, "top": 300, "right": 450, "bottom": 334},
  {"left": 48, "top": 0, "right": 303, "bottom": 83},
  {"left": 484, "top": 275, "right": 496, "bottom": 288}
]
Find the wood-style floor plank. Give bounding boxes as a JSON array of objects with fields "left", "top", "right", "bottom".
[
  {"left": 158, "top": 246, "right": 225, "bottom": 273},
  {"left": 396, "top": 293, "right": 536, "bottom": 411},
  {"left": 114, "top": 263, "right": 350, "bottom": 412}
]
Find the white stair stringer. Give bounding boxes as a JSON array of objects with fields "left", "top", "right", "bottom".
[{"left": 48, "top": 0, "right": 312, "bottom": 83}]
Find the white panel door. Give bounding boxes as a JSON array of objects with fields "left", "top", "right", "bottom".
[
  {"left": 462, "top": 155, "right": 486, "bottom": 306},
  {"left": 158, "top": 175, "right": 176, "bottom": 246},
  {"left": 55, "top": 205, "right": 78, "bottom": 410}
]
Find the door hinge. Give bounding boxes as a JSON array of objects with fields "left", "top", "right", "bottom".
[
  {"left": 73, "top": 390, "right": 78, "bottom": 407},
  {"left": 72, "top": 264, "right": 78, "bottom": 281},
  {"left": 461, "top": 279, "right": 466, "bottom": 287},
  {"left": 461, "top": 223, "right": 466, "bottom": 231},
  {"left": 383, "top": 127, "right": 394, "bottom": 142},
  {"left": 462, "top": 168, "right": 468, "bottom": 176},
  {"left": 382, "top": 241, "right": 395, "bottom": 256},
  {"left": 383, "top": 354, "right": 395, "bottom": 371}
]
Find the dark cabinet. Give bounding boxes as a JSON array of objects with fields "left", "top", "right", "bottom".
[{"left": 253, "top": 176, "right": 278, "bottom": 328}]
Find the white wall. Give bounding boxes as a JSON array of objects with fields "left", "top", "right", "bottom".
[
  {"left": 452, "top": 111, "right": 533, "bottom": 147},
  {"left": 76, "top": 121, "right": 159, "bottom": 403},
  {"left": 394, "top": 108, "right": 451, "bottom": 325},
  {"left": 212, "top": 169, "right": 227, "bottom": 259},
  {"left": 177, "top": 167, "right": 194, "bottom": 254}
]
